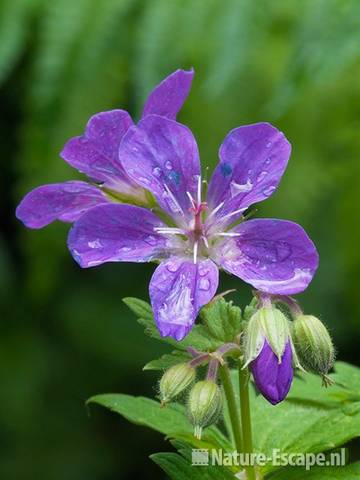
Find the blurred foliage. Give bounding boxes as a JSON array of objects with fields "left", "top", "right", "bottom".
[{"left": 0, "top": 0, "right": 359, "bottom": 478}]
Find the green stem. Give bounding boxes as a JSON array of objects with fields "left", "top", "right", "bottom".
[
  {"left": 239, "top": 361, "right": 256, "bottom": 480},
  {"left": 219, "top": 364, "right": 243, "bottom": 454}
]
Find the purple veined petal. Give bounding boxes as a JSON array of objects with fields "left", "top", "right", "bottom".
[
  {"left": 61, "top": 110, "right": 136, "bottom": 189},
  {"left": 15, "top": 181, "right": 109, "bottom": 229},
  {"left": 149, "top": 257, "right": 219, "bottom": 341},
  {"left": 142, "top": 68, "right": 194, "bottom": 120},
  {"left": 67, "top": 203, "right": 168, "bottom": 268},
  {"left": 207, "top": 123, "right": 291, "bottom": 223},
  {"left": 120, "top": 114, "right": 201, "bottom": 221},
  {"left": 215, "top": 219, "right": 319, "bottom": 294},
  {"left": 251, "top": 340, "right": 293, "bottom": 405}
]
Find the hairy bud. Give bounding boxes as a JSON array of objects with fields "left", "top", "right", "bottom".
[
  {"left": 187, "top": 380, "right": 222, "bottom": 439},
  {"left": 293, "top": 315, "right": 335, "bottom": 382},
  {"left": 159, "top": 363, "right": 195, "bottom": 406}
]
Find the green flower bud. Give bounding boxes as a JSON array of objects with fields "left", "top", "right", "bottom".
[
  {"left": 293, "top": 315, "right": 335, "bottom": 381},
  {"left": 244, "top": 305, "right": 291, "bottom": 367},
  {"left": 159, "top": 363, "right": 195, "bottom": 406},
  {"left": 187, "top": 380, "right": 223, "bottom": 439}
]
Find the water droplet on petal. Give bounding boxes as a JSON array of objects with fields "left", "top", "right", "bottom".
[
  {"left": 167, "top": 262, "right": 179, "bottom": 273},
  {"left": 165, "top": 161, "right": 173, "bottom": 170},
  {"left": 121, "top": 246, "right": 131, "bottom": 252},
  {"left": 152, "top": 166, "right": 162, "bottom": 177},
  {"left": 262, "top": 185, "right": 276, "bottom": 197},
  {"left": 266, "top": 141, "right": 272, "bottom": 148},
  {"left": 198, "top": 278, "right": 210, "bottom": 291},
  {"left": 265, "top": 157, "right": 271, "bottom": 165},
  {"left": 144, "top": 235, "right": 157, "bottom": 246},
  {"left": 139, "top": 176, "right": 151, "bottom": 185},
  {"left": 257, "top": 171, "right": 268, "bottom": 183},
  {"left": 199, "top": 267, "right": 209, "bottom": 277}
]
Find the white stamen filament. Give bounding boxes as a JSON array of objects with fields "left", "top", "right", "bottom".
[
  {"left": 202, "top": 235, "right": 209, "bottom": 248},
  {"left": 186, "top": 191, "right": 196, "bottom": 209},
  {"left": 212, "top": 232, "right": 242, "bottom": 237},
  {"left": 154, "top": 227, "right": 186, "bottom": 235},
  {"left": 163, "top": 184, "right": 184, "bottom": 217},
  {"left": 193, "top": 241, "right": 198, "bottom": 264},
  {"left": 197, "top": 175, "right": 202, "bottom": 205},
  {"left": 206, "top": 201, "right": 224, "bottom": 221}
]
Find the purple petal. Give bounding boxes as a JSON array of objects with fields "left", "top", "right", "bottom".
[
  {"left": 207, "top": 123, "right": 291, "bottom": 223},
  {"left": 120, "top": 115, "right": 200, "bottom": 220},
  {"left": 16, "top": 181, "right": 109, "bottom": 229},
  {"left": 142, "top": 68, "right": 194, "bottom": 120},
  {"left": 61, "top": 110, "right": 136, "bottom": 190},
  {"left": 149, "top": 257, "right": 219, "bottom": 341},
  {"left": 67, "top": 204, "right": 168, "bottom": 267},
  {"left": 251, "top": 340, "right": 293, "bottom": 405},
  {"left": 216, "top": 219, "right": 319, "bottom": 294}
]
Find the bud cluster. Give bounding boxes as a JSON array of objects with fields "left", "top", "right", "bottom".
[{"left": 242, "top": 294, "right": 335, "bottom": 404}]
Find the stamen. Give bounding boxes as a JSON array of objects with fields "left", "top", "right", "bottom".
[
  {"left": 163, "top": 184, "right": 184, "bottom": 217},
  {"left": 197, "top": 175, "right": 202, "bottom": 205},
  {"left": 202, "top": 235, "right": 209, "bottom": 248},
  {"left": 212, "top": 232, "right": 242, "bottom": 238},
  {"left": 154, "top": 227, "right": 186, "bottom": 235},
  {"left": 220, "top": 207, "right": 247, "bottom": 222},
  {"left": 186, "top": 191, "right": 196, "bottom": 209},
  {"left": 193, "top": 240, "right": 198, "bottom": 264},
  {"left": 206, "top": 201, "right": 224, "bottom": 221}
]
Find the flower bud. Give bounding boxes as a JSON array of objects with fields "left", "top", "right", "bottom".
[
  {"left": 293, "top": 315, "right": 335, "bottom": 380},
  {"left": 244, "top": 305, "right": 295, "bottom": 405},
  {"left": 187, "top": 380, "right": 222, "bottom": 439},
  {"left": 159, "top": 363, "right": 195, "bottom": 406},
  {"left": 244, "top": 306, "right": 290, "bottom": 366}
]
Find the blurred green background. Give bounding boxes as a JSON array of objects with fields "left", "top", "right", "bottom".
[{"left": 1, "top": 0, "right": 360, "bottom": 478}]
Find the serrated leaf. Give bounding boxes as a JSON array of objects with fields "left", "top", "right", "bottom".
[
  {"left": 144, "top": 350, "right": 191, "bottom": 371},
  {"left": 225, "top": 362, "right": 360, "bottom": 476},
  {"left": 124, "top": 297, "right": 222, "bottom": 351},
  {"left": 200, "top": 298, "right": 242, "bottom": 343},
  {"left": 87, "top": 393, "right": 232, "bottom": 452},
  {"left": 123, "top": 297, "right": 153, "bottom": 320},
  {"left": 268, "top": 461, "right": 360, "bottom": 479}
]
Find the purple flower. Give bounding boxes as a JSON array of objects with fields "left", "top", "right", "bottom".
[
  {"left": 16, "top": 69, "right": 194, "bottom": 228},
  {"left": 65, "top": 114, "right": 319, "bottom": 340},
  {"left": 251, "top": 340, "right": 293, "bottom": 405}
]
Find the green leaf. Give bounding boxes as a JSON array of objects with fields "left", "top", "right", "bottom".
[
  {"left": 268, "top": 461, "right": 360, "bottom": 479},
  {"left": 87, "top": 393, "right": 232, "bottom": 452},
  {"left": 144, "top": 350, "right": 191, "bottom": 371},
  {"left": 151, "top": 439, "right": 235, "bottom": 480},
  {"left": 123, "top": 297, "right": 222, "bottom": 352},
  {"left": 226, "top": 362, "right": 360, "bottom": 475},
  {"left": 123, "top": 297, "right": 153, "bottom": 320},
  {"left": 200, "top": 298, "right": 242, "bottom": 342}
]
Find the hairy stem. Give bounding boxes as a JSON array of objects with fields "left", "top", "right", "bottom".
[
  {"left": 219, "top": 364, "right": 243, "bottom": 454},
  {"left": 239, "top": 361, "right": 256, "bottom": 480}
]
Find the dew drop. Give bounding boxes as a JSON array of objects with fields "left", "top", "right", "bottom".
[
  {"left": 265, "top": 157, "right": 271, "bottom": 165},
  {"left": 121, "top": 246, "right": 131, "bottom": 252},
  {"left": 199, "top": 267, "right": 209, "bottom": 277},
  {"left": 257, "top": 171, "right": 268, "bottom": 183},
  {"left": 167, "top": 262, "right": 179, "bottom": 273},
  {"left": 262, "top": 185, "right": 276, "bottom": 197},
  {"left": 152, "top": 166, "right": 162, "bottom": 177},
  {"left": 199, "top": 278, "right": 210, "bottom": 291},
  {"left": 266, "top": 141, "right": 272, "bottom": 148},
  {"left": 144, "top": 235, "right": 157, "bottom": 246},
  {"left": 165, "top": 160, "right": 173, "bottom": 170}
]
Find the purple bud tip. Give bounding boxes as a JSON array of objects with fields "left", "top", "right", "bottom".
[{"left": 250, "top": 340, "right": 293, "bottom": 405}]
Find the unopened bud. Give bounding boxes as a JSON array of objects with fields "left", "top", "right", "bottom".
[
  {"left": 159, "top": 363, "right": 195, "bottom": 406},
  {"left": 244, "top": 305, "right": 290, "bottom": 366},
  {"left": 293, "top": 315, "right": 335, "bottom": 381},
  {"left": 187, "top": 380, "right": 222, "bottom": 439}
]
